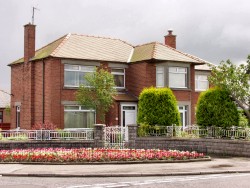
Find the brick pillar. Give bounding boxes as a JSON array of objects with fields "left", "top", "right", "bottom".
[
  {"left": 127, "top": 124, "right": 138, "bottom": 149},
  {"left": 94, "top": 124, "right": 106, "bottom": 148}
]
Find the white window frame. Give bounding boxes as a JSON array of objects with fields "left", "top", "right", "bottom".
[
  {"left": 156, "top": 66, "right": 164, "bottom": 88},
  {"left": 178, "top": 105, "right": 189, "bottom": 129},
  {"left": 195, "top": 74, "right": 209, "bottom": 91},
  {"left": 169, "top": 67, "right": 188, "bottom": 88},
  {"left": 64, "top": 64, "right": 95, "bottom": 87},
  {"left": 64, "top": 105, "right": 96, "bottom": 129},
  {"left": 111, "top": 68, "right": 125, "bottom": 89}
]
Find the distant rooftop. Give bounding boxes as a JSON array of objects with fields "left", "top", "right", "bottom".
[{"left": 0, "top": 90, "right": 10, "bottom": 108}]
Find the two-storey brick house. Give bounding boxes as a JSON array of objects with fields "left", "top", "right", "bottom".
[{"left": 9, "top": 24, "right": 210, "bottom": 130}]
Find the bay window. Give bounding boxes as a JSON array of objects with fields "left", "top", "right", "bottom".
[
  {"left": 169, "top": 67, "right": 188, "bottom": 88},
  {"left": 156, "top": 67, "right": 164, "bottom": 88},
  {"left": 111, "top": 68, "right": 125, "bottom": 88},
  {"left": 64, "top": 105, "right": 95, "bottom": 128},
  {"left": 64, "top": 64, "right": 95, "bottom": 87}
]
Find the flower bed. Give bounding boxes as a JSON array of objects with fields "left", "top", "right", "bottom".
[{"left": 0, "top": 148, "right": 206, "bottom": 163}]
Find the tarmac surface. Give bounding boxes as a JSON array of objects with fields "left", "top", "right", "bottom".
[{"left": 0, "top": 156, "right": 250, "bottom": 177}]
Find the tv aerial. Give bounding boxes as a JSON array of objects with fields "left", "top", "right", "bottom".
[{"left": 32, "top": 6, "right": 40, "bottom": 25}]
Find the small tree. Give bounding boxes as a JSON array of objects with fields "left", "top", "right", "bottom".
[
  {"left": 196, "top": 88, "right": 239, "bottom": 128},
  {"left": 208, "top": 56, "right": 250, "bottom": 121},
  {"left": 76, "top": 68, "right": 117, "bottom": 123},
  {"left": 137, "top": 87, "right": 180, "bottom": 126}
]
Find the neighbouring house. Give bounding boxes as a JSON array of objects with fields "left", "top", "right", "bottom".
[
  {"left": 8, "top": 24, "right": 211, "bottom": 130},
  {"left": 0, "top": 90, "right": 11, "bottom": 130}
]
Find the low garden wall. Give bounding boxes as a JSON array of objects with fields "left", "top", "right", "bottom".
[
  {"left": 127, "top": 124, "right": 250, "bottom": 157},
  {"left": 134, "top": 137, "right": 250, "bottom": 157}
]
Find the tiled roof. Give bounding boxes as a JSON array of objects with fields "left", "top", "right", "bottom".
[
  {"left": 0, "top": 90, "right": 10, "bottom": 108},
  {"left": 130, "top": 42, "right": 205, "bottom": 64},
  {"left": 51, "top": 34, "right": 134, "bottom": 62},
  {"left": 9, "top": 34, "right": 208, "bottom": 65},
  {"left": 9, "top": 34, "right": 134, "bottom": 65}
]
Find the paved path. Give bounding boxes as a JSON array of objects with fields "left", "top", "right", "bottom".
[{"left": 0, "top": 156, "right": 250, "bottom": 177}]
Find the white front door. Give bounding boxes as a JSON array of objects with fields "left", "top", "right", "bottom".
[
  {"left": 178, "top": 105, "right": 188, "bottom": 129},
  {"left": 121, "top": 103, "right": 137, "bottom": 141}
]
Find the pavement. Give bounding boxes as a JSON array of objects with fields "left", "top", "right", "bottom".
[{"left": 0, "top": 156, "right": 250, "bottom": 177}]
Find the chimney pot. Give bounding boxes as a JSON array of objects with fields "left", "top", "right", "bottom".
[{"left": 168, "top": 29, "right": 173, "bottom": 35}]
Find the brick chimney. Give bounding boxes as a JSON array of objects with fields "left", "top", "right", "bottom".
[
  {"left": 164, "top": 29, "right": 176, "bottom": 49},
  {"left": 24, "top": 23, "right": 36, "bottom": 63}
]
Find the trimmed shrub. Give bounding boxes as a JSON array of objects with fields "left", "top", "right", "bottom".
[
  {"left": 196, "top": 88, "right": 239, "bottom": 128},
  {"left": 137, "top": 87, "right": 180, "bottom": 126}
]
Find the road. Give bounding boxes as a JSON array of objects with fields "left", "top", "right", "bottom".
[{"left": 0, "top": 173, "right": 249, "bottom": 188}]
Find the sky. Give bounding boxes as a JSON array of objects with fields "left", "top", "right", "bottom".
[{"left": 1, "top": 0, "right": 250, "bottom": 92}]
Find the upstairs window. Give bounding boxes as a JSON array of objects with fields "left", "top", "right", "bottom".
[
  {"left": 64, "top": 64, "right": 95, "bottom": 87},
  {"left": 169, "top": 67, "right": 188, "bottom": 88},
  {"left": 156, "top": 67, "right": 164, "bottom": 88},
  {"left": 111, "top": 68, "right": 125, "bottom": 88},
  {"left": 195, "top": 74, "right": 209, "bottom": 91}
]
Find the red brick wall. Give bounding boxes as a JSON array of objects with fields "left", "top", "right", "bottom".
[
  {"left": 190, "top": 64, "right": 196, "bottom": 124},
  {"left": 106, "top": 101, "right": 120, "bottom": 126},
  {"left": 33, "top": 60, "right": 43, "bottom": 124},
  {"left": 11, "top": 63, "right": 23, "bottom": 129},
  {"left": 10, "top": 61, "right": 34, "bottom": 129},
  {"left": 126, "top": 62, "right": 156, "bottom": 97}
]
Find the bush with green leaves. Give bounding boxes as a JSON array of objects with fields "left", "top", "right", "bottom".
[
  {"left": 137, "top": 87, "right": 180, "bottom": 126},
  {"left": 238, "top": 110, "right": 249, "bottom": 127},
  {"left": 196, "top": 88, "right": 239, "bottom": 128}
]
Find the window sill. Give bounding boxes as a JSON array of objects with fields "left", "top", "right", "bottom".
[
  {"left": 63, "top": 86, "right": 79, "bottom": 90},
  {"left": 195, "top": 89, "right": 207, "bottom": 92},
  {"left": 171, "top": 88, "right": 192, "bottom": 91}
]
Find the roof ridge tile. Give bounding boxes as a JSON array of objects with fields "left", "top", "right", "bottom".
[
  {"left": 51, "top": 33, "right": 71, "bottom": 56},
  {"left": 134, "top": 42, "right": 157, "bottom": 48},
  {"left": 69, "top": 33, "right": 134, "bottom": 47},
  {"left": 151, "top": 42, "right": 157, "bottom": 59}
]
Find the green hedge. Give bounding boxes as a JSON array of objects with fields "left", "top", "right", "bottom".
[
  {"left": 196, "top": 88, "right": 239, "bottom": 128},
  {"left": 137, "top": 87, "right": 180, "bottom": 126}
]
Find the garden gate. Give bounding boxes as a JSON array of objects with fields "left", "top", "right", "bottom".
[{"left": 104, "top": 126, "right": 127, "bottom": 148}]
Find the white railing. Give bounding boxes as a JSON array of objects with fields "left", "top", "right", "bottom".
[
  {"left": 138, "top": 124, "right": 250, "bottom": 140},
  {"left": 0, "top": 129, "right": 94, "bottom": 141}
]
